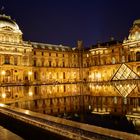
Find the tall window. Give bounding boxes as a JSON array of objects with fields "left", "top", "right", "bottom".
[
  {"left": 87, "top": 62, "right": 89, "bottom": 67},
  {"left": 14, "top": 57, "right": 18, "bottom": 65},
  {"left": 63, "top": 72, "right": 65, "bottom": 79},
  {"left": 112, "top": 49, "right": 114, "bottom": 53},
  {"left": 95, "top": 59, "right": 97, "bottom": 65},
  {"left": 23, "top": 56, "right": 28, "bottom": 65},
  {"left": 49, "top": 61, "right": 51, "bottom": 67},
  {"left": 34, "top": 72, "right": 37, "bottom": 80},
  {"left": 42, "top": 59, "right": 44, "bottom": 66},
  {"left": 137, "top": 66, "right": 140, "bottom": 74},
  {"left": 128, "top": 54, "right": 131, "bottom": 62},
  {"left": 136, "top": 52, "right": 140, "bottom": 61},
  {"left": 34, "top": 87, "right": 38, "bottom": 95},
  {"left": 63, "top": 62, "right": 65, "bottom": 67},
  {"left": 5, "top": 55, "right": 10, "bottom": 64},
  {"left": 56, "top": 61, "right": 58, "bottom": 67},
  {"left": 64, "top": 85, "right": 66, "bottom": 92},
  {"left": 42, "top": 60, "right": 44, "bottom": 66},
  {"left": 34, "top": 60, "right": 36, "bottom": 66},
  {"left": 103, "top": 59, "right": 106, "bottom": 65},
  {"left": 122, "top": 56, "right": 125, "bottom": 63}
]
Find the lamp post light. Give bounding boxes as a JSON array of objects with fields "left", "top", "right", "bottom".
[
  {"left": 96, "top": 72, "right": 101, "bottom": 81},
  {"left": 28, "top": 71, "right": 32, "bottom": 81},
  {"left": 29, "top": 91, "right": 33, "bottom": 97},
  {"left": 1, "top": 70, "right": 6, "bottom": 75},
  {"left": 28, "top": 71, "right": 32, "bottom": 75},
  {"left": 2, "top": 93, "right": 6, "bottom": 103},
  {"left": 1, "top": 70, "right": 6, "bottom": 82}
]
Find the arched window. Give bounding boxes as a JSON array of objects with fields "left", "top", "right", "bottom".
[{"left": 136, "top": 52, "right": 140, "bottom": 61}]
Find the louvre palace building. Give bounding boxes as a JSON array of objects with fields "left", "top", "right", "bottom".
[{"left": 0, "top": 13, "right": 140, "bottom": 117}]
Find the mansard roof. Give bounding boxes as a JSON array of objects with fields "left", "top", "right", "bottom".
[
  {"left": 91, "top": 40, "right": 122, "bottom": 49},
  {"left": 31, "top": 42, "right": 72, "bottom": 51}
]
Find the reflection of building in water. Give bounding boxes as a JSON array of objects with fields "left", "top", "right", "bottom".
[
  {"left": 0, "top": 13, "right": 140, "bottom": 115},
  {"left": 126, "top": 108, "right": 140, "bottom": 133}
]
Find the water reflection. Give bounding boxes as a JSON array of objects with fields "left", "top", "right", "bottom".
[{"left": 1, "top": 84, "right": 140, "bottom": 134}]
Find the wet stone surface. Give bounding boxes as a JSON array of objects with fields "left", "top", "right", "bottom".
[{"left": 0, "top": 126, "right": 23, "bottom": 140}]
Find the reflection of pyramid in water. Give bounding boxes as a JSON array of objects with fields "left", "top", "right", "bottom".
[
  {"left": 115, "top": 84, "right": 136, "bottom": 97},
  {"left": 112, "top": 64, "right": 139, "bottom": 97}
]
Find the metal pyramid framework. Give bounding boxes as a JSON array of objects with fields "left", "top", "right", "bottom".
[
  {"left": 111, "top": 64, "right": 139, "bottom": 97},
  {"left": 112, "top": 64, "right": 139, "bottom": 80}
]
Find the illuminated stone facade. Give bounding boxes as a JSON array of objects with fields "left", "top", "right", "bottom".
[
  {"left": 1, "top": 14, "right": 140, "bottom": 115},
  {"left": 0, "top": 14, "right": 88, "bottom": 104}
]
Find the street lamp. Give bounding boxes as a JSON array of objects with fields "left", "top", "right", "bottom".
[
  {"left": 2, "top": 93, "right": 6, "bottom": 98},
  {"left": 96, "top": 72, "right": 101, "bottom": 81},
  {"left": 28, "top": 71, "right": 32, "bottom": 75},
  {"left": 28, "top": 71, "right": 32, "bottom": 81},
  {"left": 1, "top": 70, "right": 6, "bottom": 75},
  {"left": 1, "top": 70, "right": 5, "bottom": 82},
  {"left": 2, "top": 93, "right": 6, "bottom": 103},
  {"left": 29, "top": 91, "right": 33, "bottom": 97}
]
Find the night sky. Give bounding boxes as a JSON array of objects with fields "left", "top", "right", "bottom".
[{"left": 0, "top": 0, "right": 140, "bottom": 48}]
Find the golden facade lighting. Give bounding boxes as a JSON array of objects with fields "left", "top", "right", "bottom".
[{"left": 1, "top": 70, "right": 5, "bottom": 75}]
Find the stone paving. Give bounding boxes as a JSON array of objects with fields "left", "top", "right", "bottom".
[{"left": 0, "top": 126, "right": 23, "bottom": 140}]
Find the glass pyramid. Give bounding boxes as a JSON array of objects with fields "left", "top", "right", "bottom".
[
  {"left": 112, "top": 64, "right": 139, "bottom": 97},
  {"left": 112, "top": 64, "right": 139, "bottom": 80}
]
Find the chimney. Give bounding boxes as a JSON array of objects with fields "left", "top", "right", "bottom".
[{"left": 77, "top": 40, "right": 83, "bottom": 50}]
